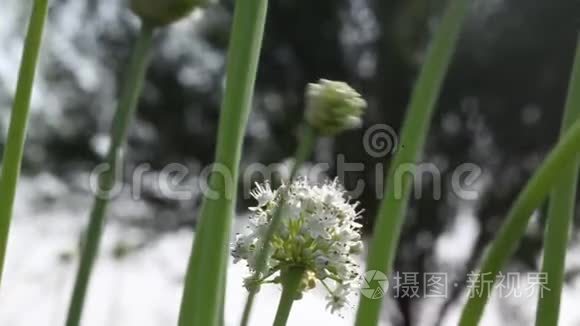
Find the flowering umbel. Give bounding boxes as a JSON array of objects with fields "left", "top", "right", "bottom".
[
  {"left": 305, "top": 79, "right": 367, "bottom": 136},
  {"left": 130, "top": 0, "right": 210, "bottom": 26},
  {"left": 232, "top": 178, "right": 364, "bottom": 313}
]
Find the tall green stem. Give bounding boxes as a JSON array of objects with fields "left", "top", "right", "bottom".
[
  {"left": 354, "top": 0, "right": 470, "bottom": 325},
  {"left": 459, "top": 105, "right": 580, "bottom": 324},
  {"left": 272, "top": 267, "right": 305, "bottom": 326},
  {"left": 0, "top": 0, "right": 50, "bottom": 285},
  {"left": 240, "top": 126, "right": 316, "bottom": 326},
  {"left": 536, "top": 36, "right": 580, "bottom": 326},
  {"left": 177, "top": 1, "right": 268, "bottom": 325},
  {"left": 64, "top": 23, "right": 155, "bottom": 326}
]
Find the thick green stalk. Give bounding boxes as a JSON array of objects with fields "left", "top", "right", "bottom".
[
  {"left": 354, "top": 0, "right": 470, "bottom": 325},
  {"left": 537, "top": 36, "right": 580, "bottom": 326},
  {"left": 459, "top": 111, "right": 580, "bottom": 324},
  {"left": 272, "top": 267, "right": 305, "bottom": 326},
  {"left": 240, "top": 126, "right": 316, "bottom": 326},
  {"left": 65, "top": 23, "right": 155, "bottom": 326},
  {"left": 177, "top": 1, "right": 268, "bottom": 325},
  {"left": 0, "top": 0, "right": 50, "bottom": 285}
]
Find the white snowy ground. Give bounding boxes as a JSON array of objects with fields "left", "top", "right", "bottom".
[{"left": 1, "top": 176, "right": 580, "bottom": 325}]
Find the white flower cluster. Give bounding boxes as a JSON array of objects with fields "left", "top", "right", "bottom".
[{"left": 232, "top": 178, "right": 364, "bottom": 313}]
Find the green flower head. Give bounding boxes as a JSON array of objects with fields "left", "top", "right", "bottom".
[
  {"left": 305, "top": 79, "right": 367, "bottom": 136},
  {"left": 130, "top": 0, "right": 211, "bottom": 26}
]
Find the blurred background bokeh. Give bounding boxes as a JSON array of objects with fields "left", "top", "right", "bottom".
[{"left": 1, "top": 0, "right": 580, "bottom": 325}]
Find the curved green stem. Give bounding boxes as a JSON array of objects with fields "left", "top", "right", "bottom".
[
  {"left": 354, "top": 0, "right": 470, "bottom": 324},
  {"left": 0, "top": 0, "right": 49, "bottom": 285},
  {"left": 459, "top": 110, "right": 580, "bottom": 325},
  {"left": 177, "top": 1, "right": 269, "bottom": 325},
  {"left": 240, "top": 125, "right": 316, "bottom": 326},
  {"left": 273, "top": 267, "right": 305, "bottom": 326},
  {"left": 535, "top": 36, "right": 580, "bottom": 326},
  {"left": 64, "top": 23, "right": 155, "bottom": 326}
]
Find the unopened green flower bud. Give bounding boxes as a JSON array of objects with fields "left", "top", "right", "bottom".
[
  {"left": 305, "top": 79, "right": 367, "bottom": 135},
  {"left": 130, "top": 0, "right": 209, "bottom": 26}
]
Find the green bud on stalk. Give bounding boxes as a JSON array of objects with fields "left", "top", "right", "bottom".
[
  {"left": 305, "top": 79, "right": 367, "bottom": 135},
  {"left": 130, "top": 0, "right": 209, "bottom": 26}
]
